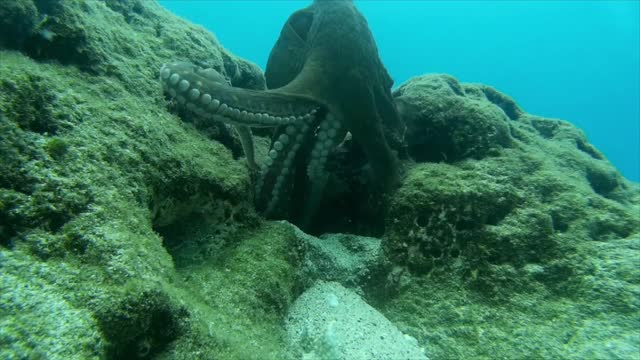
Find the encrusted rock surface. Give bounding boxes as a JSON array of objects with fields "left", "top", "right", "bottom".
[
  {"left": 293, "top": 224, "right": 388, "bottom": 298},
  {"left": 0, "top": 0, "right": 296, "bottom": 359},
  {"left": 395, "top": 74, "right": 517, "bottom": 162},
  {"left": 382, "top": 74, "right": 639, "bottom": 359}
]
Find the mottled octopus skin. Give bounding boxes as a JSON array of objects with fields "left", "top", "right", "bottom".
[{"left": 160, "top": 0, "right": 403, "bottom": 229}]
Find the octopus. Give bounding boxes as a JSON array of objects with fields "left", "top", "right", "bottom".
[{"left": 159, "top": 0, "right": 403, "bottom": 229}]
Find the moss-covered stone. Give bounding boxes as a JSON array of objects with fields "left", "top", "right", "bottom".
[
  {"left": 381, "top": 74, "right": 640, "bottom": 359},
  {"left": 0, "top": 0, "right": 39, "bottom": 49},
  {"left": 157, "top": 221, "right": 302, "bottom": 360},
  {"left": 0, "top": 0, "right": 297, "bottom": 358},
  {"left": 43, "top": 137, "right": 69, "bottom": 159},
  {"left": 382, "top": 256, "right": 639, "bottom": 360},
  {"left": 96, "top": 287, "right": 190, "bottom": 359},
  {"left": 394, "top": 74, "right": 515, "bottom": 162},
  {"left": 386, "top": 76, "right": 638, "bottom": 279},
  {"left": 385, "top": 163, "right": 527, "bottom": 274},
  {"left": 0, "top": 250, "right": 104, "bottom": 359}
]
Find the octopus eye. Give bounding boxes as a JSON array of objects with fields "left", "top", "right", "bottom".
[{"left": 288, "top": 10, "right": 314, "bottom": 41}]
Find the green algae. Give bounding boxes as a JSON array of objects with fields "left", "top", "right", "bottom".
[
  {"left": 157, "top": 222, "right": 301, "bottom": 360},
  {"left": 381, "top": 74, "right": 640, "bottom": 359},
  {"left": 0, "top": 0, "right": 293, "bottom": 358},
  {"left": 0, "top": 250, "right": 104, "bottom": 359},
  {"left": 381, "top": 236, "right": 640, "bottom": 359}
]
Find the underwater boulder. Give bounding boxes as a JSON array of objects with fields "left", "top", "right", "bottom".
[
  {"left": 0, "top": 0, "right": 39, "bottom": 50},
  {"left": 0, "top": 0, "right": 298, "bottom": 359},
  {"left": 394, "top": 74, "right": 517, "bottom": 163},
  {"left": 385, "top": 163, "right": 528, "bottom": 275},
  {"left": 0, "top": 251, "right": 103, "bottom": 359},
  {"left": 292, "top": 224, "right": 388, "bottom": 300},
  {"left": 2, "top": 0, "right": 264, "bottom": 94},
  {"left": 385, "top": 74, "right": 638, "bottom": 281},
  {"left": 380, "top": 73, "right": 639, "bottom": 359}
]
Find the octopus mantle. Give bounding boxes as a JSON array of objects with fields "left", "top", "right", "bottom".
[{"left": 160, "top": 0, "right": 403, "bottom": 229}]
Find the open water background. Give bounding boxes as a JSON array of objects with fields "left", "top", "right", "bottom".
[{"left": 160, "top": 0, "right": 640, "bottom": 181}]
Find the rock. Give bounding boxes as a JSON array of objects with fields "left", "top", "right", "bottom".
[
  {"left": 0, "top": 0, "right": 296, "bottom": 358},
  {"left": 381, "top": 74, "right": 640, "bottom": 359},
  {"left": 0, "top": 251, "right": 103, "bottom": 360},
  {"left": 292, "top": 224, "right": 388, "bottom": 298},
  {"left": 394, "top": 74, "right": 517, "bottom": 162},
  {"left": 386, "top": 74, "right": 639, "bottom": 279},
  {"left": 286, "top": 281, "right": 428, "bottom": 360},
  {"left": 0, "top": 0, "right": 39, "bottom": 49}
]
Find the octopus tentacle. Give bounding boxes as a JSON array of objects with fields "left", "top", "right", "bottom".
[
  {"left": 300, "top": 113, "right": 347, "bottom": 227},
  {"left": 160, "top": 62, "right": 322, "bottom": 128},
  {"left": 235, "top": 125, "right": 258, "bottom": 172},
  {"left": 255, "top": 112, "right": 346, "bottom": 220},
  {"left": 306, "top": 113, "right": 345, "bottom": 180},
  {"left": 159, "top": 0, "right": 401, "bottom": 231},
  {"left": 255, "top": 113, "right": 320, "bottom": 215},
  {"left": 160, "top": 62, "right": 337, "bottom": 219}
]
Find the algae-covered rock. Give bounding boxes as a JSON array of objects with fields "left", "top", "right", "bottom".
[
  {"left": 1, "top": 0, "right": 263, "bottom": 88},
  {"left": 293, "top": 225, "right": 388, "bottom": 298},
  {"left": 0, "top": 0, "right": 299, "bottom": 359},
  {"left": 158, "top": 221, "right": 303, "bottom": 360},
  {"left": 386, "top": 74, "right": 638, "bottom": 278},
  {"left": 0, "top": 0, "right": 39, "bottom": 49},
  {"left": 381, "top": 74, "right": 640, "bottom": 359},
  {"left": 394, "top": 74, "right": 517, "bottom": 162},
  {"left": 0, "top": 251, "right": 103, "bottom": 359},
  {"left": 96, "top": 288, "right": 190, "bottom": 359}
]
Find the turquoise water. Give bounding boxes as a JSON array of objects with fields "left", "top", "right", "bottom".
[{"left": 160, "top": 0, "right": 639, "bottom": 181}]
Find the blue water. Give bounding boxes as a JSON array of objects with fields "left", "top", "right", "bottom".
[{"left": 160, "top": 0, "right": 639, "bottom": 181}]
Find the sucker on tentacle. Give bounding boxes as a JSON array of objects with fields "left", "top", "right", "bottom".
[
  {"left": 159, "top": 61, "right": 330, "bottom": 218},
  {"left": 160, "top": 0, "right": 404, "bottom": 231},
  {"left": 160, "top": 62, "right": 321, "bottom": 128}
]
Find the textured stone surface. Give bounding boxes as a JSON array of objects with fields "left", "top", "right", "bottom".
[
  {"left": 395, "top": 74, "right": 517, "bottom": 162},
  {"left": 385, "top": 74, "right": 638, "bottom": 276},
  {"left": 286, "top": 281, "right": 427, "bottom": 360},
  {"left": 293, "top": 224, "right": 387, "bottom": 296},
  {"left": 381, "top": 74, "right": 640, "bottom": 359},
  {"left": 0, "top": 0, "right": 297, "bottom": 359}
]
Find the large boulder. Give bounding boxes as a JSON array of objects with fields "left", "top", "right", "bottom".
[
  {"left": 385, "top": 75, "right": 638, "bottom": 280},
  {"left": 0, "top": 0, "right": 300, "bottom": 359},
  {"left": 394, "top": 74, "right": 519, "bottom": 162},
  {"left": 380, "top": 74, "right": 639, "bottom": 359},
  {"left": 293, "top": 225, "right": 388, "bottom": 300}
]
